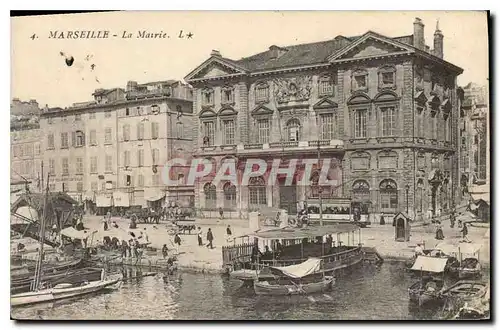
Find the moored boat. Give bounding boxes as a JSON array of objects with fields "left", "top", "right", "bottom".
[
  {"left": 253, "top": 258, "right": 335, "bottom": 296},
  {"left": 439, "top": 280, "right": 487, "bottom": 302},
  {"left": 435, "top": 242, "right": 483, "bottom": 279},
  {"left": 11, "top": 274, "right": 122, "bottom": 307},
  {"left": 408, "top": 256, "right": 447, "bottom": 306},
  {"left": 11, "top": 267, "right": 104, "bottom": 294}
]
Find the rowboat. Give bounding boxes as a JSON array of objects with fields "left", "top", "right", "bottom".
[
  {"left": 11, "top": 274, "right": 122, "bottom": 307},
  {"left": 458, "top": 258, "right": 481, "bottom": 279},
  {"left": 408, "top": 256, "right": 447, "bottom": 306},
  {"left": 11, "top": 267, "right": 104, "bottom": 294},
  {"left": 439, "top": 280, "right": 487, "bottom": 302},
  {"left": 434, "top": 243, "right": 483, "bottom": 278},
  {"left": 253, "top": 258, "right": 335, "bottom": 296},
  {"left": 11, "top": 258, "right": 84, "bottom": 280}
]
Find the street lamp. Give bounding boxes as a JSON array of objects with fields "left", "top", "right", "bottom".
[
  {"left": 317, "top": 140, "right": 323, "bottom": 226},
  {"left": 405, "top": 184, "right": 410, "bottom": 214}
]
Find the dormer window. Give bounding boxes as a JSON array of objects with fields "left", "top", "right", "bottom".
[
  {"left": 255, "top": 83, "right": 269, "bottom": 103},
  {"left": 221, "top": 86, "right": 234, "bottom": 104},
  {"left": 352, "top": 70, "right": 368, "bottom": 92},
  {"left": 202, "top": 88, "right": 214, "bottom": 106}
]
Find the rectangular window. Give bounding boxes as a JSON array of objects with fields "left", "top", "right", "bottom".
[
  {"left": 105, "top": 111, "right": 111, "bottom": 118},
  {"left": 320, "top": 114, "right": 335, "bottom": 140},
  {"left": 223, "top": 120, "right": 235, "bottom": 145},
  {"left": 101, "top": 182, "right": 106, "bottom": 191},
  {"left": 152, "top": 173, "right": 160, "bottom": 186},
  {"left": 89, "top": 130, "right": 97, "bottom": 145},
  {"left": 89, "top": 112, "right": 96, "bottom": 119},
  {"left": 90, "top": 156, "right": 98, "bottom": 173},
  {"left": 76, "top": 157, "right": 83, "bottom": 174},
  {"left": 257, "top": 119, "right": 270, "bottom": 144},
  {"left": 255, "top": 85, "right": 269, "bottom": 102},
  {"left": 25, "top": 144, "right": 33, "bottom": 157},
  {"left": 151, "top": 122, "right": 159, "bottom": 139},
  {"left": 75, "top": 114, "right": 81, "bottom": 121},
  {"left": 381, "top": 106, "right": 396, "bottom": 136},
  {"left": 138, "top": 149, "right": 144, "bottom": 167},
  {"left": 354, "top": 75, "right": 367, "bottom": 89},
  {"left": 62, "top": 158, "right": 69, "bottom": 175},
  {"left": 125, "top": 175, "right": 132, "bottom": 187},
  {"left": 61, "top": 132, "right": 69, "bottom": 148},
  {"left": 354, "top": 110, "right": 367, "bottom": 138},
  {"left": 137, "top": 123, "right": 144, "bottom": 140},
  {"left": 222, "top": 89, "right": 234, "bottom": 103},
  {"left": 125, "top": 108, "right": 130, "bottom": 116},
  {"left": 105, "top": 127, "right": 112, "bottom": 144},
  {"left": 123, "top": 151, "right": 130, "bottom": 167},
  {"left": 152, "top": 149, "right": 160, "bottom": 165},
  {"left": 123, "top": 124, "right": 130, "bottom": 141},
  {"left": 203, "top": 121, "right": 215, "bottom": 146},
  {"left": 105, "top": 155, "right": 113, "bottom": 172},
  {"left": 381, "top": 72, "right": 395, "bottom": 86},
  {"left": 138, "top": 174, "right": 144, "bottom": 187},
  {"left": 49, "top": 159, "right": 55, "bottom": 175},
  {"left": 444, "top": 118, "right": 450, "bottom": 142},
  {"left": 319, "top": 79, "right": 334, "bottom": 95},
  {"left": 202, "top": 90, "right": 214, "bottom": 106},
  {"left": 35, "top": 143, "right": 41, "bottom": 155}
]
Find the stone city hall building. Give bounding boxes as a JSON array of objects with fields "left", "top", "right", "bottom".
[{"left": 185, "top": 18, "right": 463, "bottom": 222}]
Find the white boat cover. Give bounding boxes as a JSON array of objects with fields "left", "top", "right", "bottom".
[
  {"left": 270, "top": 258, "right": 322, "bottom": 279},
  {"left": 411, "top": 256, "right": 447, "bottom": 273},
  {"left": 434, "top": 242, "right": 482, "bottom": 255},
  {"left": 60, "top": 227, "right": 95, "bottom": 240}
]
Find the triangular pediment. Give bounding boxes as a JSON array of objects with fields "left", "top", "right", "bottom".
[
  {"left": 251, "top": 104, "right": 274, "bottom": 116},
  {"left": 313, "top": 98, "right": 338, "bottom": 110},
  {"left": 184, "top": 57, "right": 248, "bottom": 81},
  {"left": 328, "top": 32, "right": 413, "bottom": 62}
]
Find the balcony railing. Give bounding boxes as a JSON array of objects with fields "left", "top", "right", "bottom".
[{"left": 126, "top": 88, "right": 172, "bottom": 99}]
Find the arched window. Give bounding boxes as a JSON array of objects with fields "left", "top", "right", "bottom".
[
  {"left": 380, "top": 179, "right": 398, "bottom": 212},
  {"left": 416, "top": 179, "right": 424, "bottom": 212},
  {"left": 204, "top": 182, "right": 217, "bottom": 209},
  {"left": 352, "top": 180, "right": 370, "bottom": 202},
  {"left": 286, "top": 119, "right": 301, "bottom": 142},
  {"left": 249, "top": 176, "right": 267, "bottom": 208},
  {"left": 223, "top": 182, "right": 237, "bottom": 208}
]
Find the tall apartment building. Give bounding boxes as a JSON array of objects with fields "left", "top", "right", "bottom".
[
  {"left": 10, "top": 99, "right": 42, "bottom": 195},
  {"left": 458, "top": 82, "right": 489, "bottom": 203},
  {"left": 185, "top": 18, "right": 463, "bottom": 222},
  {"left": 39, "top": 80, "right": 193, "bottom": 213}
]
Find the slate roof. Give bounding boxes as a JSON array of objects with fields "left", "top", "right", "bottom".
[{"left": 232, "top": 34, "right": 415, "bottom": 72}]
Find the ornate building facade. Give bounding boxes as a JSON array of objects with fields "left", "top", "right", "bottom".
[
  {"left": 39, "top": 80, "right": 194, "bottom": 211},
  {"left": 185, "top": 18, "right": 463, "bottom": 222}
]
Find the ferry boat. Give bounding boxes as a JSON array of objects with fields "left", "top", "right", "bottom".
[{"left": 227, "top": 223, "right": 372, "bottom": 284}]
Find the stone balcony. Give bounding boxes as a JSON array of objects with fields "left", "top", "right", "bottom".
[{"left": 197, "top": 140, "right": 344, "bottom": 156}]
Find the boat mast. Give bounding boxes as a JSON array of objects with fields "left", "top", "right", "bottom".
[{"left": 34, "top": 173, "right": 50, "bottom": 291}]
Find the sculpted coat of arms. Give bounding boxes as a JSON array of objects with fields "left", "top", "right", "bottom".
[{"left": 273, "top": 76, "right": 313, "bottom": 103}]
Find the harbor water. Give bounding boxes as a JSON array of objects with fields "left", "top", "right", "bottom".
[{"left": 11, "top": 261, "right": 488, "bottom": 320}]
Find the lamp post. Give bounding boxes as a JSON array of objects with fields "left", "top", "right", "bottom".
[
  {"left": 405, "top": 184, "right": 410, "bottom": 214},
  {"left": 317, "top": 140, "right": 323, "bottom": 226}
]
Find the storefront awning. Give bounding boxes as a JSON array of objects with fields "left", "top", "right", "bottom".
[
  {"left": 144, "top": 190, "right": 165, "bottom": 202},
  {"left": 96, "top": 195, "right": 112, "bottom": 207},
  {"left": 113, "top": 191, "right": 130, "bottom": 207}
]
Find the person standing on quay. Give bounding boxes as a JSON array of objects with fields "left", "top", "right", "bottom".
[
  {"left": 206, "top": 228, "right": 214, "bottom": 249},
  {"left": 219, "top": 207, "right": 224, "bottom": 220},
  {"left": 197, "top": 227, "right": 203, "bottom": 246}
]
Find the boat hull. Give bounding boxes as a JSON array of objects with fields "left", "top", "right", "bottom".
[
  {"left": 10, "top": 276, "right": 121, "bottom": 307},
  {"left": 254, "top": 276, "right": 335, "bottom": 296},
  {"left": 11, "top": 267, "right": 103, "bottom": 294}
]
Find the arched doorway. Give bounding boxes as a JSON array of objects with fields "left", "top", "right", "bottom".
[
  {"left": 204, "top": 182, "right": 217, "bottom": 209},
  {"left": 379, "top": 179, "right": 398, "bottom": 214},
  {"left": 248, "top": 176, "right": 267, "bottom": 210}
]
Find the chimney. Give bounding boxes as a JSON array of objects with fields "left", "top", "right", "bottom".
[
  {"left": 433, "top": 20, "right": 444, "bottom": 59},
  {"left": 413, "top": 17, "right": 425, "bottom": 50},
  {"left": 210, "top": 49, "right": 221, "bottom": 57},
  {"left": 268, "top": 45, "right": 288, "bottom": 59}
]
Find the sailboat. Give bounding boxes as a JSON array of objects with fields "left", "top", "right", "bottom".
[{"left": 11, "top": 174, "right": 122, "bottom": 307}]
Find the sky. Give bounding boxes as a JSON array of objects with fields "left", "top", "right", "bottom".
[{"left": 11, "top": 11, "right": 489, "bottom": 108}]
